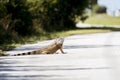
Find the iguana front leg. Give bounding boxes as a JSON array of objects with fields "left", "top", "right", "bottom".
[{"left": 60, "top": 47, "right": 65, "bottom": 54}]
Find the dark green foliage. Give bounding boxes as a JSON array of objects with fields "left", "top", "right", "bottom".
[
  {"left": 6, "top": 0, "right": 34, "bottom": 36},
  {"left": 93, "top": 5, "right": 106, "bottom": 14},
  {"left": 80, "top": 16, "right": 89, "bottom": 23},
  {"left": 0, "top": 0, "right": 89, "bottom": 44},
  {"left": 0, "top": 25, "right": 13, "bottom": 44},
  {"left": 37, "top": 0, "right": 89, "bottom": 31},
  {"left": 0, "top": 0, "right": 34, "bottom": 44},
  {"left": 0, "top": 3, "right": 7, "bottom": 18},
  {"left": 88, "top": 0, "right": 97, "bottom": 9}
]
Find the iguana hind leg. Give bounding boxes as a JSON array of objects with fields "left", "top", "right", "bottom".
[{"left": 41, "top": 51, "right": 51, "bottom": 54}]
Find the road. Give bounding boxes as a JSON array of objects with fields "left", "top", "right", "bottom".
[
  {"left": 76, "top": 23, "right": 120, "bottom": 28},
  {"left": 0, "top": 32, "right": 120, "bottom": 80}
]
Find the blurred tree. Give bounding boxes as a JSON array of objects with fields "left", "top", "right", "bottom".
[
  {"left": 80, "top": 15, "right": 89, "bottom": 23},
  {"left": 88, "top": 0, "right": 97, "bottom": 9},
  {"left": 91, "top": 0, "right": 97, "bottom": 5},
  {"left": 0, "top": 1, "right": 12, "bottom": 44},
  {"left": 36, "top": 0, "right": 89, "bottom": 31},
  {"left": 0, "top": 0, "right": 35, "bottom": 44},
  {"left": 93, "top": 5, "right": 106, "bottom": 14},
  {"left": 88, "top": 0, "right": 97, "bottom": 16},
  {"left": 0, "top": 0, "right": 90, "bottom": 44},
  {"left": 5, "top": 0, "right": 34, "bottom": 36}
]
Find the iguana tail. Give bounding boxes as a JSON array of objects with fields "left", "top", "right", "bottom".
[
  {"left": 11, "top": 51, "right": 37, "bottom": 56},
  {"left": 1, "top": 50, "right": 38, "bottom": 56}
]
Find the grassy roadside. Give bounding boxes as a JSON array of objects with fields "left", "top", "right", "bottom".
[
  {"left": 0, "top": 29, "right": 111, "bottom": 53},
  {"left": 85, "top": 14, "right": 120, "bottom": 26},
  {"left": 17, "top": 29, "right": 112, "bottom": 44}
]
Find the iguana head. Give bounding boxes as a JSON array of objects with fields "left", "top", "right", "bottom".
[{"left": 55, "top": 38, "right": 64, "bottom": 45}]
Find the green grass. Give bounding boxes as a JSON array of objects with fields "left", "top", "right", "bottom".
[
  {"left": 53, "top": 29, "right": 111, "bottom": 37},
  {"left": 85, "top": 14, "right": 120, "bottom": 26},
  {"left": 23, "top": 29, "right": 111, "bottom": 43}
]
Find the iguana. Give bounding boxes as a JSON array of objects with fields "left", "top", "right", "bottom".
[{"left": 2, "top": 38, "right": 65, "bottom": 56}]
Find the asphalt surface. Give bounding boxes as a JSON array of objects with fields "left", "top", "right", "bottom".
[
  {"left": 1, "top": 32, "right": 120, "bottom": 80},
  {"left": 76, "top": 23, "right": 120, "bottom": 28}
]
